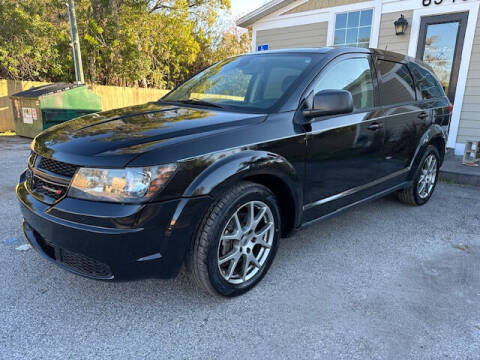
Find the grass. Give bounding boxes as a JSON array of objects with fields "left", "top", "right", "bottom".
[
  {"left": 439, "top": 178, "right": 457, "bottom": 185},
  {"left": 0, "top": 130, "right": 16, "bottom": 136}
]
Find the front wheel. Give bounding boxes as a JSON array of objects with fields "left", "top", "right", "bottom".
[
  {"left": 397, "top": 145, "right": 440, "bottom": 206},
  {"left": 186, "top": 181, "right": 281, "bottom": 297}
]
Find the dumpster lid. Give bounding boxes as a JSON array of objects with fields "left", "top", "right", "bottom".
[{"left": 11, "top": 83, "right": 84, "bottom": 98}]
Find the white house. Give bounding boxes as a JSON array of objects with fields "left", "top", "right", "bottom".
[{"left": 237, "top": 0, "right": 480, "bottom": 155}]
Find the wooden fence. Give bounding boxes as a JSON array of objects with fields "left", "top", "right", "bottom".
[{"left": 0, "top": 79, "right": 169, "bottom": 131}]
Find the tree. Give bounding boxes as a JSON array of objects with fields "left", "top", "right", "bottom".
[
  {"left": 0, "top": 0, "right": 250, "bottom": 88},
  {"left": 190, "top": 23, "right": 251, "bottom": 77},
  {"left": 0, "top": 0, "right": 73, "bottom": 81}
]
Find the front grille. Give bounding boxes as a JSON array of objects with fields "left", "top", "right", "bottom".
[
  {"left": 38, "top": 157, "right": 79, "bottom": 178},
  {"left": 26, "top": 152, "right": 77, "bottom": 204},
  {"left": 28, "top": 176, "right": 67, "bottom": 200},
  {"left": 34, "top": 230, "right": 113, "bottom": 279}
]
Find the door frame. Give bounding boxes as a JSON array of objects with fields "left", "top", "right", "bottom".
[
  {"left": 415, "top": 12, "right": 468, "bottom": 104},
  {"left": 302, "top": 52, "right": 388, "bottom": 212},
  {"left": 406, "top": 1, "right": 480, "bottom": 152}
]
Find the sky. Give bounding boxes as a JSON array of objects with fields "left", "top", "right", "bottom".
[{"left": 231, "top": 0, "right": 269, "bottom": 18}]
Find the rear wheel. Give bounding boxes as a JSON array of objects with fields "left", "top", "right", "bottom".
[
  {"left": 397, "top": 145, "right": 440, "bottom": 206},
  {"left": 186, "top": 182, "right": 281, "bottom": 297}
]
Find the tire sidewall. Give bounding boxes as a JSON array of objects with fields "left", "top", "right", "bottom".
[
  {"left": 413, "top": 145, "right": 440, "bottom": 205},
  {"left": 205, "top": 186, "right": 281, "bottom": 297}
]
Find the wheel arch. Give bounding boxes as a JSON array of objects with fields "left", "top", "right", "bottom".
[
  {"left": 409, "top": 124, "right": 446, "bottom": 179},
  {"left": 429, "top": 136, "right": 446, "bottom": 164},
  {"left": 182, "top": 150, "right": 303, "bottom": 237},
  {"left": 242, "top": 173, "right": 298, "bottom": 237}
]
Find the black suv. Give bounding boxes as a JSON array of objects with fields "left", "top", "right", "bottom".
[{"left": 17, "top": 48, "right": 451, "bottom": 296}]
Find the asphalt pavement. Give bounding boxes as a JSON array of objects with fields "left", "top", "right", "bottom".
[{"left": 1, "top": 136, "right": 479, "bottom": 359}]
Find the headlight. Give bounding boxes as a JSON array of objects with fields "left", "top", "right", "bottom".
[{"left": 68, "top": 165, "right": 177, "bottom": 203}]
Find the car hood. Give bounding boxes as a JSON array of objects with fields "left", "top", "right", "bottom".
[{"left": 33, "top": 102, "right": 265, "bottom": 167}]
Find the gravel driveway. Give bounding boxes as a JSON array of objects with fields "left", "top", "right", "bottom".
[{"left": 1, "top": 136, "right": 479, "bottom": 359}]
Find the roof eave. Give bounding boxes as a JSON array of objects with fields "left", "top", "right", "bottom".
[{"left": 236, "top": 0, "right": 297, "bottom": 28}]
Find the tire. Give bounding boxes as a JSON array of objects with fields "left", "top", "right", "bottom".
[
  {"left": 186, "top": 181, "right": 281, "bottom": 297},
  {"left": 397, "top": 145, "right": 440, "bottom": 206}
]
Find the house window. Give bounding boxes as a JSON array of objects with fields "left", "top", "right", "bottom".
[{"left": 334, "top": 9, "right": 373, "bottom": 48}]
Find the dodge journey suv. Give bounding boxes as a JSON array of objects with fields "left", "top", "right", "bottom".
[{"left": 17, "top": 48, "right": 451, "bottom": 296}]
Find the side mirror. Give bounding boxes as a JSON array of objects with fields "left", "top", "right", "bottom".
[{"left": 303, "top": 89, "right": 354, "bottom": 119}]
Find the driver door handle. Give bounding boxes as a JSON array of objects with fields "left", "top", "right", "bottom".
[
  {"left": 367, "top": 122, "right": 383, "bottom": 131},
  {"left": 418, "top": 112, "right": 429, "bottom": 119}
]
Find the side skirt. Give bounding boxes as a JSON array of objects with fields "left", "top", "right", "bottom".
[{"left": 299, "top": 181, "right": 410, "bottom": 230}]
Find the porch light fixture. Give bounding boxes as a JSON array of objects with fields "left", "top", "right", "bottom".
[{"left": 394, "top": 14, "right": 409, "bottom": 35}]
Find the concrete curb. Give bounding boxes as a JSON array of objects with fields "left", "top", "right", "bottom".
[
  {"left": 440, "top": 152, "right": 480, "bottom": 187},
  {"left": 439, "top": 169, "right": 480, "bottom": 187}
]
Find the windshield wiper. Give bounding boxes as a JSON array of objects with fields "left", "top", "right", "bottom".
[{"left": 176, "top": 98, "right": 224, "bottom": 109}]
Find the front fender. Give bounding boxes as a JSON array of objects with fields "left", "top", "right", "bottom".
[
  {"left": 184, "top": 150, "right": 300, "bottom": 195},
  {"left": 182, "top": 149, "right": 303, "bottom": 225}
]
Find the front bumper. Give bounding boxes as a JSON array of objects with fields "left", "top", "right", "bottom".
[{"left": 16, "top": 179, "right": 213, "bottom": 281}]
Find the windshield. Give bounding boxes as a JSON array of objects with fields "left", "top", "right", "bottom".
[{"left": 163, "top": 53, "right": 317, "bottom": 113}]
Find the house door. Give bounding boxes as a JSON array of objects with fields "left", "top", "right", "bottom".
[{"left": 416, "top": 12, "right": 468, "bottom": 104}]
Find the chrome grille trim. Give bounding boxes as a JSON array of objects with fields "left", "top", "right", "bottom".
[{"left": 26, "top": 152, "right": 75, "bottom": 204}]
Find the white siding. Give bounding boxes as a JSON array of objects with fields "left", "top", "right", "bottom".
[{"left": 284, "top": 0, "right": 365, "bottom": 15}]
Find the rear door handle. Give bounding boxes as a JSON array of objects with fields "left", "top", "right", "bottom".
[
  {"left": 418, "top": 112, "right": 428, "bottom": 119},
  {"left": 367, "top": 122, "right": 383, "bottom": 131}
]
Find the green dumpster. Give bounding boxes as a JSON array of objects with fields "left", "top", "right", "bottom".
[{"left": 11, "top": 83, "right": 102, "bottom": 138}]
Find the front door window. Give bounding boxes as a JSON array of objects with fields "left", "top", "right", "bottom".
[{"left": 314, "top": 57, "right": 374, "bottom": 110}]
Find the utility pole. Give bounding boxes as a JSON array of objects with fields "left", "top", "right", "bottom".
[{"left": 67, "top": 0, "right": 85, "bottom": 84}]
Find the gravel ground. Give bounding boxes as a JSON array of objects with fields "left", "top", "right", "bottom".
[{"left": 1, "top": 136, "right": 479, "bottom": 359}]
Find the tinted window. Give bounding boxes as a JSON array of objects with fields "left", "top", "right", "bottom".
[
  {"left": 263, "top": 67, "right": 304, "bottom": 100},
  {"left": 164, "top": 54, "right": 316, "bottom": 112},
  {"left": 314, "top": 57, "right": 374, "bottom": 110},
  {"left": 377, "top": 60, "right": 416, "bottom": 105},
  {"left": 408, "top": 62, "right": 445, "bottom": 100}
]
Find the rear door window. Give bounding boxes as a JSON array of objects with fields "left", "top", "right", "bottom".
[
  {"left": 376, "top": 60, "right": 416, "bottom": 106},
  {"left": 408, "top": 62, "right": 445, "bottom": 100}
]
